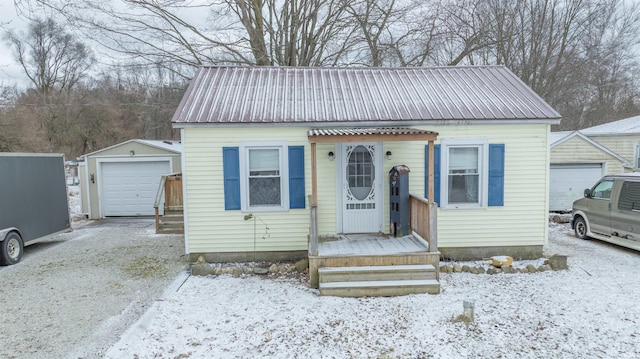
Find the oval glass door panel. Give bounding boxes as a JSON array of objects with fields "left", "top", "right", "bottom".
[{"left": 347, "top": 145, "right": 375, "bottom": 200}]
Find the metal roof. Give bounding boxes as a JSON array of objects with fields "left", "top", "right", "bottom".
[
  {"left": 308, "top": 127, "right": 438, "bottom": 142},
  {"left": 581, "top": 115, "right": 640, "bottom": 136},
  {"left": 308, "top": 127, "right": 437, "bottom": 137},
  {"left": 172, "top": 66, "right": 561, "bottom": 125}
]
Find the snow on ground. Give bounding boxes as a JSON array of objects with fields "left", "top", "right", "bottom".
[
  {"left": 67, "top": 185, "right": 84, "bottom": 222},
  {"left": 105, "top": 222, "right": 640, "bottom": 359}
]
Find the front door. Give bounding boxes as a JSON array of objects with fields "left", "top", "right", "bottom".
[{"left": 340, "top": 142, "right": 384, "bottom": 233}]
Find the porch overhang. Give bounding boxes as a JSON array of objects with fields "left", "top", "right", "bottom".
[
  {"left": 308, "top": 127, "right": 438, "bottom": 143},
  {"left": 307, "top": 127, "right": 439, "bottom": 257}
]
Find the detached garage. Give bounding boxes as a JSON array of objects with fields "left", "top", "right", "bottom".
[
  {"left": 550, "top": 131, "right": 628, "bottom": 211},
  {"left": 78, "top": 140, "right": 182, "bottom": 219},
  {"left": 549, "top": 163, "right": 604, "bottom": 211}
]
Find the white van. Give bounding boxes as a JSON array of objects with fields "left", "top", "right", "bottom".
[{"left": 571, "top": 173, "right": 640, "bottom": 251}]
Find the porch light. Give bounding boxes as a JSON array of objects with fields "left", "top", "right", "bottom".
[
  {"left": 129, "top": 150, "right": 135, "bottom": 156},
  {"left": 386, "top": 151, "right": 392, "bottom": 160},
  {"left": 328, "top": 151, "right": 334, "bottom": 161}
]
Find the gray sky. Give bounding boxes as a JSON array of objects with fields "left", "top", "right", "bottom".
[{"left": 0, "top": 1, "right": 29, "bottom": 88}]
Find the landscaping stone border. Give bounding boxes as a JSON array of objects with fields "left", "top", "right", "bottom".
[{"left": 440, "top": 254, "right": 568, "bottom": 275}]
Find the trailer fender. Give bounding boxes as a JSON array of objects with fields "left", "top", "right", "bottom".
[{"left": 0, "top": 228, "right": 23, "bottom": 242}]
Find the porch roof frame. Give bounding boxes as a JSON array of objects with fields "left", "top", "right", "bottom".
[{"left": 307, "top": 127, "right": 438, "bottom": 256}]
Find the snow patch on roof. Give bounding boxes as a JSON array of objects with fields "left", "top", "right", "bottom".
[
  {"left": 581, "top": 115, "right": 640, "bottom": 135},
  {"left": 550, "top": 131, "right": 573, "bottom": 146},
  {"left": 137, "top": 140, "right": 182, "bottom": 153}
]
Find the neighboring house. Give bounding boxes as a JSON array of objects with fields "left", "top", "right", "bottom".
[
  {"left": 550, "top": 116, "right": 639, "bottom": 211},
  {"left": 171, "top": 66, "right": 560, "bottom": 269},
  {"left": 78, "top": 139, "right": 182, "bottom": 219}
]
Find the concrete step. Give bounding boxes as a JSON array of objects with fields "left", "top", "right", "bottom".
[
  {"left": 319, "top": 279, "right": 440, "bottom": 297},
  {"left": 318, "top": 264, "right": 436, "bottom": 283}
]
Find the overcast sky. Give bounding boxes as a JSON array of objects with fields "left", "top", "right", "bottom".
[{"left": 0, "top": 2, "right": 30, "bottom": 88}]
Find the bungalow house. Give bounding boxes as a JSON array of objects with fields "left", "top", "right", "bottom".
[
  {"left": 550, "top": 115, "right": 639, "bottom": 211},
  {"left": 171, "top": 66, "right": 560, "bottom": 295}
]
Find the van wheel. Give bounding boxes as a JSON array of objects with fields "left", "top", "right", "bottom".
[
  {"left": 574, "top": 217, "right": 588, "bottom": 240},
  {"left": 1, "top": 232, "right": 24, "bottom": 265}
]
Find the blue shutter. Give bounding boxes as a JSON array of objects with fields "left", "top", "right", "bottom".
[
  {"left": 488, "top": 144, "right": 505, "bottom": 206},
  {"left": 288, "top": 146, "right": 305, "bottom": 209},
  {"left": 425, "top": 144, "right": 441, "bottom": 206},
  {"left": 222, "top": 147, "right": 241, "bottom": 210}
]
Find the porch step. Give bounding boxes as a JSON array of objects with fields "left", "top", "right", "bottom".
[
  {"left": 157, "top": 213, "right": 184, "bottom": 234},
  {"left": 320, "top": 279, "right": 440, "bottom": 297},
  {"left": 318, "top": 264, "right": 440, "bottom": 297},
  {"left": 319, "top": 264, "right": 437, "bottom": 282}
]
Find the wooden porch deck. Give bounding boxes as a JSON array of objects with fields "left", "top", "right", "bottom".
[
  {"left": 318, "top": 234, "right": 429, "bottom": 257},
  {"left": 309, "top": 234, "right": 440, "bottom": 294}
]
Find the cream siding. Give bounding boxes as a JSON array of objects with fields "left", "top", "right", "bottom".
[
  {"left": 551, "top": 136, "right": 625, "bottom": 174},
  {"left": 183, "top": 128, "right": 310, "bottom": 253},
  {"left": 316, "top": 143, "right": 338, "bottom": 236},
  {"left": 184, "top": 123, "right": 550, "bottom": 254},
  {"left": 429, "top": 124, "right": 549, "bottom": 248},
  {"left": 589, "top": 135, "right": 640, "bottom": 169}
]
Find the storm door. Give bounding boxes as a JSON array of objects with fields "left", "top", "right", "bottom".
[{"left": 339, "top": 142, "right": 383, "bottom": 233}]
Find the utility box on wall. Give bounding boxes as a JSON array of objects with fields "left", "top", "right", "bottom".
[{"left": 389, "top": 165, "right": 410, "bottom": 237}]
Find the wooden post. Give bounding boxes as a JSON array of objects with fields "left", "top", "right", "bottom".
[
  {"left": 311, "top": 142, "right": 318, "bottom": 206},
  {"left": 428, "top": 202, "right": 438, "bottom": 253},
  {"left": 428, "top": 140, "right": 435, "bottom": 204},
  {"left": 309, "top": 202, "right": 318, "bottom": 256},
  {"left": 309, "top": 142, "right": 319, "bottom": 256}
]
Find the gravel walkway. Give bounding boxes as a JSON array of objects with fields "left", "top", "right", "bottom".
[{"left": 0, "top": 218, "right": 188, "bottom": 359}]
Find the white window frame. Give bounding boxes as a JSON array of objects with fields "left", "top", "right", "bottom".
[
  {"left": 440, "top": 139, "right": 489, "bottom": 209},
  {"left": 635, "top": 144, "right": 640, "bottom": 170},
  {"left": 239, "top": 141, "right": 289, "bottom": 212}
]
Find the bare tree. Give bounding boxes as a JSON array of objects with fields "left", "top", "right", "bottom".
[
  {"left": 16, "top": 0, "right": 355, "bottom": 68},
  {"left": 4, "top": 17, "right": 94, "bottom": 94},
  {"left": 13, "top": 0, "right": 640, "bottom": 130},
  {"left": 342, "top": 0, "right": 405, "bottom": 66}
]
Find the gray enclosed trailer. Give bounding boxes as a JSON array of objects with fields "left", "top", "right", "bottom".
[{"left": 0, "top": 153, "right": 71, "bottom": 265}]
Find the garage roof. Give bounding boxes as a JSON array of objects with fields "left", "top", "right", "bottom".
[
  {"left": 581, "top": 115, "right": 640, "bottom": 136},
  {"left": 172, "top": 66, "right": 561, "bottom": 126},
  {"left": 79, "top": 139, "right": 182, "bottom": 158}
]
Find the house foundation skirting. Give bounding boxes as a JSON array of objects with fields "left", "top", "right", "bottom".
[
  {"left": 190, "top": 250, "right": 308, "bottom": 263},
  {"left": 440, "top": 245, "right": 543, "bottom": 261}
]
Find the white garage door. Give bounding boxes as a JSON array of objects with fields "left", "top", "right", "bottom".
[
  {"left": 549, "top": 163, "right": 603, "bottom": 211},
  {"left": 101, "top": 161, "right": 170, "bottom": 216}
]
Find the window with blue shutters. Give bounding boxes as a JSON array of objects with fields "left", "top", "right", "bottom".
[
  {"left": 223, "top": 143, "right": 305, "bottom": 212},
  {"left": 426, "top": 141, "right": 504, "bottom": 209}
]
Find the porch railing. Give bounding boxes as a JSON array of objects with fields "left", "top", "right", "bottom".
[
  {"left": 308, "top": 194, "right": 438, "bottom": 256},
  {"left": 153, "top": 173, "right": 183, "bottom": 233},
  {"left": 409, "top": 193, "right": 438, "bottom": 253}
]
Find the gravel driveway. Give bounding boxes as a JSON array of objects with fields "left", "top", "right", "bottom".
[{"left": 0, "top": 218, "right": 188, "bottom": 359}]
